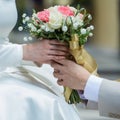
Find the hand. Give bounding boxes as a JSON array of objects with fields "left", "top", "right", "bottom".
[
  {"left": 23, "top": 39, "right": 68, "bottom": 64},
  {"left": 51, "top": 59, "right": 90, "bottom": 90}
]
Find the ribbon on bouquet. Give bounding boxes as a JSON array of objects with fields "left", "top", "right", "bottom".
[{"left": 64, "top": 34, "right": 98, "bottom": 103}]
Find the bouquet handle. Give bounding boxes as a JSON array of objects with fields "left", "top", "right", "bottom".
[{"left": 64, "top": 34, "right": 98, "bottom": 104}]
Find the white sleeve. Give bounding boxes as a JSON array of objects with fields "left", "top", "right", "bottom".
[
  {"left": 0, "top": 44, "right": 23, "bottom": 68},
  {"left": 84, "top": 75, "right": 103, "bottom": 102}
]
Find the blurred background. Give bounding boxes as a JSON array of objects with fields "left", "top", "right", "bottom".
[{"left": 9, "top": 0, "right": 120, "bottom": 79}]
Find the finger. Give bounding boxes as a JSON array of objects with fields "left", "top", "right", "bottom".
[
  {"left": 54, "top": 56, "right": 66, "bottom": 60},
  {"left": 49, "top": 55, "right": 66, "bottom": 61},
  {"left": 46, "top": 60, "right": 53, "bottom": 64},
  {"left": 54, "top": 69, "right": 60, "bottom": 73},
  {"left": 50, "top": 45, "right": 69, "bottom": 52},
  {"left": 34, "top": 62, "right": 42, "bottom": 67},
  {"left": 57, "top": 79, "right": 64, "bottom": 86},
  {"left": 48, "top": 50, "right": 68, "bottom": 56},
  {"left": 49, "top": 40, "right": 67, "bottom": 46},
  {"left": 51, "top": 61, "right": 63, "bottom": 69},
  {"left": 53, "top": 59, "right": 68, "bottom": 66},
  {"left": 53, "top": 71, "right": 63, "bottom": 79}
]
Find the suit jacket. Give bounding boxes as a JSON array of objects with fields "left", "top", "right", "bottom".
[{"left": 98, "top": 79, "right": 120, "bottom": 119}]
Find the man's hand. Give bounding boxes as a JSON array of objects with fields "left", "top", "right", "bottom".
[{"left": 51, "top": 59, "right": 90, "bottom": 90}]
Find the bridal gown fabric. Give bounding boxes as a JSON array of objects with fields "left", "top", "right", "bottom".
[{"left": 0, "top": 0, "right": 80, "bottom": 120}]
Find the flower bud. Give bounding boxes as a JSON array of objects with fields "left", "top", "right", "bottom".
[
  {"left": 81, "top": 28, "right": 86, "bottom": 34},
  {"left": 18, "top": 26, "right": 23, "bottom": 31},
  {"left": 62, "top": 26, "right": 68, "bottom": 32}
]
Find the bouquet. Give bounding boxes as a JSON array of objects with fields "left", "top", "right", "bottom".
[{"left": 19, "top": 5, "right": 97, "bottom": 104}]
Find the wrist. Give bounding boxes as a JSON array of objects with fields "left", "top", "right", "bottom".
[
  {"left": 81, "top": 72, "right": 91, "bottom": 90},
  {"left": 23, "top": 44, "right": 33, "bottom": 61}
]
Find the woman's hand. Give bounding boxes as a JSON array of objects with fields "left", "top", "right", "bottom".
[
  {"left": 23, "top": 39, "right": 68, "bottom": 64},
  {"left": 51, "top": 59, "right": 90, "bottom": 90}
]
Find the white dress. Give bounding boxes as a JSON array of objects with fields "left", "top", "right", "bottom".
[{"left": 0, "top": 0, "right": 80, "bottom": 120}]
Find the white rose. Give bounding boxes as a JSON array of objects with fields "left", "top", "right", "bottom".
[
  {"left": 48, "top": 10, "right": 63, "bottom": 29},
  {"left": 46, "top": 24, "right": 55, "bottom": 32},
  {"left": 48, "top": 6, "right": 58, "bottom": 11}
]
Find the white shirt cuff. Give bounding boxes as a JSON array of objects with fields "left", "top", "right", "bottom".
[{"left": 84, "top": 75, "right": 103, "bottom": 102}]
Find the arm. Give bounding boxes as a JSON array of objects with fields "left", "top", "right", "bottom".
[
  {"left": 85, "top": 75, "right": 120, "bottom": 119},
  {"left": 0, "top": 44, "right": 23, "bottom": 67},
  {"left": 52, "top": 59, "right": 120, "bottom": 119},
  {"left": 0, "top": 40, "right": 68, "bottom": 68},
  {"left": 98, "top": 79, "right": 120, "bottom": 119}
]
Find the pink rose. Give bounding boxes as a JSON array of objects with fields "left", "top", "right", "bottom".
[
  {"left": 37, "top": 10, "right": 50, "bottom": 22},
  {"left": 58, "top": 6, "right": 74, "bottom": 16}
]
